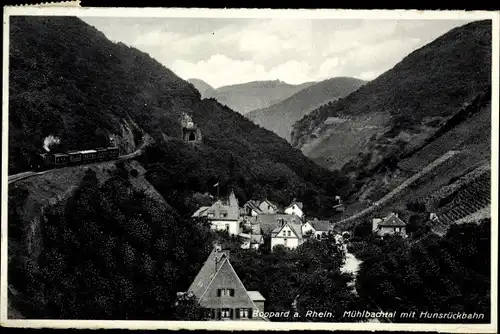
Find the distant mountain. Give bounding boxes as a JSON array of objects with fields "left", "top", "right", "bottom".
[
  {"left": 187, "top": 78, "right": 215, "bottom": 98},
  {"left": 209, "top": 80, "right": 316, "bottom": 114},
  {"left": 292, "top": 20, "right": 492, "bottom": 173},
  {"left": 246, "top": 77, "right": 366, "bottom": 142}
]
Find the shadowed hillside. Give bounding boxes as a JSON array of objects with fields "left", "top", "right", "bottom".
[
  {"left": 247, "top": 77, "right": 365, "bottom": 141},
  {"left": 292, "top": 20, "right": 492, "bottom": 174},
  {"left": 9, "top": 16, "right": 202, "bottom": 174}
]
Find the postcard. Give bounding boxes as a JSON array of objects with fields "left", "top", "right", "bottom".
[{"left": 1, "top": 5, "right": 498, "bottom": 333}]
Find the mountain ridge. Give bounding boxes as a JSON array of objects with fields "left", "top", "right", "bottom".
[
  {"left": 291, "top": 20, "right": 492, "bottom": 174},
  {"left": 247, "top": 77, "right": 366, "bottom": 141},
  {"left": 197, "top": 79, "right": 317, "bottom": 114}
]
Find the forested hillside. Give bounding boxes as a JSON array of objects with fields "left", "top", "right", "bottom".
[
  {"left": 292, "top": 20, "right": 492, "bottom": 174},
  {"left": 247, "top": 77, "right": 365, "bottom": 141},
  {"left": 9, "top": 16, "right": 200, "bottom": 174}
]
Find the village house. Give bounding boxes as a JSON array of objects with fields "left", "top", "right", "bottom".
[
  {"left": 185, "top": 244, "right": 267, "bottom": 321},
  {"left": 239, "top": 217, "right": 264, "bottom": 249},
  {"left": 258, "top": 199, "right": 279, "bottom": 214},
  {"left": 239, "top": 234, "right": 265, "bottom": 250},
  {"left": 284, "top": 199, "right": 304, "bottom": 218},
  {"left": 302, "top": 219, "right": 333, "bottom": 240},
  {"left": 372, "top": 212, "right": 407, "bottom": 237},
  {"left": 241, "top": 199, "right": 280, "bottom": 217},
  {"left": 270, "top": 217, "right": 304, "bottom": 250},
  {"left": 192, "top": 190, "right": 241, "bottom": 236}
]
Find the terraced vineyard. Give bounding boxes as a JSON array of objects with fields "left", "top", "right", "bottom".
[{"left": 437, "top": 171, "right": 491, "bottom": 224}]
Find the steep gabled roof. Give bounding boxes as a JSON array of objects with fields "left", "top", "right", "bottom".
[
  {"left": 243, "top": 200, "right": 263, "bottom": 213},
  {"left": 192, "top": 206, "right": 210, "bottom": 217},
  {"left": 308, "top": 220, "right": 332, "bottom": 231},
  {"left": 188, "top": 248, "right": 229, "bottom": 298},
  {"left": 260, "top": 199, "right": 278, "bottom": 210},
  {"left": 271, "top": 221, "right": 303, "bottom": 239},
  {"left": 379, "top": 213, "right": 406, "bottom": 227},
  {"left": 258, "top": 214, "right": 301, "bottom": 236},
  {"left": 247, "top": 291, "right": 266, "bottom": 301},
  {"left": 286, "top": 201, "right": 304, "bottom": 210}
]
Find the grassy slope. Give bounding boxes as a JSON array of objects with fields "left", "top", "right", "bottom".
[
  {"left": 292, "top": 20, "right": 492, "bottom": 173},
  {"left": 246, "top": 77, "right": 366, "bottom": 141}
]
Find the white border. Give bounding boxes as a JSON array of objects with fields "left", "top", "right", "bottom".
[{"left": 1, "top": 7, "right": 499, "bottom": 333}]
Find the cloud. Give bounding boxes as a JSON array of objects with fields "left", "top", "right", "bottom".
[
  {"left": 172, "top": 55, "right": 315, "bottom": 88},
  {"left": 81, "top": 17, "right": 474, "bottom": 88}
]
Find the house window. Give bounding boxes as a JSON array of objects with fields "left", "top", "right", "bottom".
[
  {"left": 218, "top": 288, "right": 235, "bottom": 297},
  {"left": 240, "top": 308, "right": 249, "bottom": 318},
  {"left": 316, "top": 234, "right": 321, "bottom": 240},
  {"left": 288, "top": 231, "right": 291, "bottom": 237},
  {"left": 207, "top": 212, "right": 215, "bottom": 218},
  {"left": 225, "top": 224, "right": 230, "bottom": 232},
  {"left": 220, "top": 212, "right": 228, "bottom": 218},
  {"left": 283, "top": 230, "right": 287, "bottom": 236},
  {"left": 221, "top": 308, "right": 231, "bottom": 319},
  {"left": 395, "top": 227, "right": 401, "bottom": 233},
  {"left": 284, "top": 238, "right": 288, "bottom": 246}
]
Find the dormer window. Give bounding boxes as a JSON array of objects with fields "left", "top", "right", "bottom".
[
  {"left": 220, "top": 211, "right": 228, "bottom": 218},
  {"left": 207, "top": 212, "right": 215, "bottom": 218}
]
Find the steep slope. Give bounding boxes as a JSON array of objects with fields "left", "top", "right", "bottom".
[
  {"left": 246, "top": 77, "right": 366, "bottom": 141},
  {"left": 187, "top": 78, "right": 215, "bottom": 98},
  {"left": 292, "top": 20, "right": 492, "bottom": 174},
  {"left": 9, "top": 16, "right": 200, "bottom": 174},
  {"left": 211, "top": 80, "right": 316, "bottom": 114}
]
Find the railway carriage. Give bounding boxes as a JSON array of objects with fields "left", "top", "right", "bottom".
[
  {"left": 54, "top": 153, "right": 70, "bottom": 167},
  {"left": 68, "top": 151, "right": 82, "bottom": 165},
  {"left": 31, "top": 146, "right": 120, "bottom": 171},
  {"left": 107, "top": 147, "right": 119, "bottom": 159},
  {"left": 96, "top": 148, "right": 108, "bottom": 161},
  {"left": 80, "top": 149, "right": 97, "bottom": 162}
]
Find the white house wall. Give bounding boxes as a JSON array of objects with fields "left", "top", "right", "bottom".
[
  {"left": 271, "top": 224, "right": 301, "bottom": 250},
  {"left": 285, "top": 205, "right": 303, "bottom": 218},
  {"left": 210, "top": 220, "right": 240, "bottom": 236}
]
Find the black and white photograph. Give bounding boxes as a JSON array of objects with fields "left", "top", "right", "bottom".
[{"left": 1, "top": 7, "right": 498, "bottom": 332}]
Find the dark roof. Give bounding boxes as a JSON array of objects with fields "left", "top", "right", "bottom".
[
  {"left": 379, "top": 213, "right": 406, "bottom": 227},
  {"left": 308, "top": 220, "right": 331, "bottom": 231},
  {"left": 260, "top": 199, "right": 278, "bottom": 210},
  {"left": 243, "top": 201, "right": 263, "bottom": 213},
  {"left": 286, "top": 201, "right": 304, "bottom": 210},
  {"left": 257, "top": 214, "right": 301, "bottom": 236},
  {"left": 188, "top": 248, "right": 230, "bottom": 298},
  {"left": 271, "top": 221, "right": 303, "bottom": 239}
]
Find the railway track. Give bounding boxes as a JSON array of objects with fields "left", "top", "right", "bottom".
[
  {"left": 7, "top": 147, "right": 144, "bottom": 185},
  {"left": 335, "top": 150, "right": 461, "bottom": 226}
]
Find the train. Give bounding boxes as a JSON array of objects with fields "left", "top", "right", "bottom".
[{"left": 31, "top": 146, "right": 120, "bottom": 171}]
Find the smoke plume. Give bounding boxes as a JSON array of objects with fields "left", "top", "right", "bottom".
[{"left": 43, "top": 135, "right": 60, "bottom": 152}]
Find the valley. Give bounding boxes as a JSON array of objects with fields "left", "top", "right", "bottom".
[{"left": 5, "top": 13, "right": 494, "bottom": 326}]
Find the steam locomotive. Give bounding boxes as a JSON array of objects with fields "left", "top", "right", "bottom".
[{"left": 32, "top": 146, "right": 120, "bottom": 171}]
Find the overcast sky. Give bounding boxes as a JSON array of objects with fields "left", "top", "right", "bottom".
[{"left": 81, "top": 17, "right": 473, "bottom": 88}]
